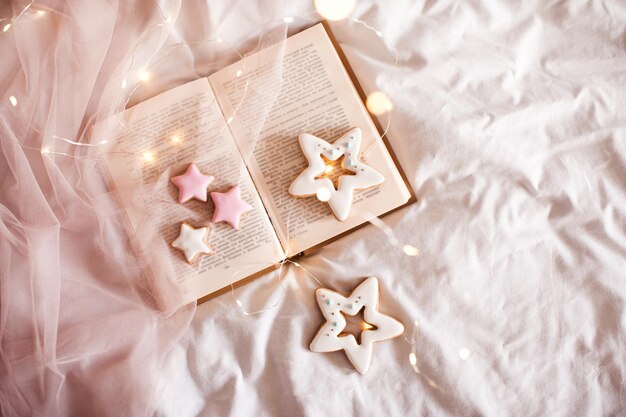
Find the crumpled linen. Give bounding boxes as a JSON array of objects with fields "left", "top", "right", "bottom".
[
  {"left": 154, "top": 1, "right": 626, "bottom": 417},
  {"left": 2, "top": 0, "right": 626, "bottom": 416}
]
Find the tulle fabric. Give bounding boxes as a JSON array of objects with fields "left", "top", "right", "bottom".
[{"left": 0, "top": 0, "right": 289, "bottom": 415}]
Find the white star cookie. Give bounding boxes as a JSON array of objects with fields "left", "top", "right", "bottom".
[
  {"left": 171, "top": 222, "right": 212, "bottom": 263},
  {"left": 289, "top": 128, "right": 385, "bottom": 221},
  {"left": 310, "top": 277, "right": 404, "bottom": 374}
]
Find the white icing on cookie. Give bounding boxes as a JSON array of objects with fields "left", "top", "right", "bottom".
[
  {"left": 171, "top": 222, "right": 212, "bottom": 263},
  {"left": 310, "top": 277, "right": 404, "bottom": 374},
  {"left": 289, "top": 128, "right": 385, "bottom": 221}
]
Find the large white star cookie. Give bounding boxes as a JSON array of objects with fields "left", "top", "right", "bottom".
[
  {"left": 289, "top": 128, "right": 385, "bottom": 221},
  {"left": 310, "top": 277, "right": 404, "bottom": 374},
  {"left": 171, "top": 222, "right": 212, "bottom": 263}
]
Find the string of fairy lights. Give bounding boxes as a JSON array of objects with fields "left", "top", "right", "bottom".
[
  {"left": 2, "top": 0, "right": 253, "bottom": 160},
  {"left": 2, "top": 1, "right": 392, "bottom": 161},
  {"left": 1, "top": 0, "right": 470, "bottom": 379}
]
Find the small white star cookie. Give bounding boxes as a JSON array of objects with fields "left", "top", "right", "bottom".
[
  {"left": 310, "top": 276, "right": 404, "bottom": 374},
  {"left": 289, "top": 128, "right": 385, "bottom": 221},
  {"left": 171, "top": 222, "right": 212, "bottom": 263}
]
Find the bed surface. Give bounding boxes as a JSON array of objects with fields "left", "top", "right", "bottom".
[
  {"left": 1, "top": 0, "right": 624, "bottom": 416},
  {"left": 156, "top": 1, "right": 626, "bottom": 416}
]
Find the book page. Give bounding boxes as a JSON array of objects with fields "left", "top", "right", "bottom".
[
  {"left": 94, "top": 78, "right": 284, "bottom": 302},
  {"left": 209, "top": 23, "right": 411, "bottom": 255}
]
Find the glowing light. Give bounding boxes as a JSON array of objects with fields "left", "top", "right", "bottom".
[
  {"left": 138, "top": 70, "right": 150, "bottom": 82},
  {"left": 361, "top": 322, "right": 375, "bottom": 331},
  {"left": 316, "top": 188, "right": 331, "bottom": 202},
  {"left": 41, "top": 147, "right": 50, "bottom": 154},
  {"left": 226, "top": 116, "right": 234, "bottom": 124},
  {"left": 216, "top": 38, "right": 223, "bottom": 44},
  {"left": 37, "top": 10, "right": 46, "bottom": 16},
  {"left": 166, "top": 15, "right": 173, "bottom": 23},
  {"left": 283, "top": 16, "right": 294, "bottom": 23},
  {"left": 324, "top": 165, "right": 333, "bottom": 174},
  {"left": 236, "top": 299, "right": 243, "bottom": 307},
  {"left": 121, "top": 78, "right": 127, "bottom": 89},
  {"left": 409, "top": 352, "right": 417, "bottom": 366},
  {"left": 9, "top": 96, "right": 17, "bottom": 106},
  {"left": 100, "top": 140, "right": 108, "bottom": 144},
  {"left": 142, "top": 151, "right": 155, "bottom": 162},
  {"left": 459, "top": 348, "right": 471, "bottom": 360},
  {"left": 3, "top": 23, "right": 11, "bottom": 33},
  {"left": 171, "top": 134, "right": 182, "bottom": 144},
  {"left": 366, "top": 91, "right": 393, "bottom": 115},
  {"left": 402, "top": 244, "right": 419, "bottom": 256},
  {"left": 236, "top": 69, "right": 243, "bottom": 77},
  {"left": 314, "top": 0, "right": 355, "bottom": 21}
]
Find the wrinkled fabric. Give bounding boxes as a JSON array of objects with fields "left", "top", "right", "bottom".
[
  {"left": 156, "top": 1, "right": 626, "bottom": 417},
  {"left": 2, "top": 0, "right": 626, "bottom": 416}
]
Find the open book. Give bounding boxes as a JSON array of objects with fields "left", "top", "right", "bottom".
[{"left": 96, "top": 22, "right": 414, "bottom": 303}]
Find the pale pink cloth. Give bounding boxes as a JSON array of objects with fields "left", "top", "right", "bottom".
[
  {"left": 0, "top": 0, "right": 216, "bottom": 415},
  {"left": 0, "top": 0, "right": 289, "bottom": 414},
  {"left": 3, "top": 0, "right": 626, "bottom": 416}
]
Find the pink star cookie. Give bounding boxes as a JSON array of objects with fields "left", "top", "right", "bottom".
[
  {"left": 210, "top": 186, "right": 252, "bottom": 229},
  {"left": 171, "top": 163, "right": 214, "bottom": 203}
]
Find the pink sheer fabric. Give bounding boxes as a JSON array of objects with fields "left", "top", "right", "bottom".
[{"left": 0, "top": 0, "right": 287, "bottom": 415}]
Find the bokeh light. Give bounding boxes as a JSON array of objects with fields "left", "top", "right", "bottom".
[
  {"left": 314, "top": 0, "right": 355, "bottom": 21},
  {"left": 459, "top": 348, "right": 471, "bottom": 360},
  {"left": 142, "top": 151, "right": 155, "bottom": 162},
  {"left": 366, "top": 91, "right": 393, "bottom": 115},
  {"left": 402, "top": 245, "right": 419, "bottom": 256},
  {"left": 138, "top": 70, "right": 151, "bottom": 82}
]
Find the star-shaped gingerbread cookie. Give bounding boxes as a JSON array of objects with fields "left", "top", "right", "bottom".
[
  {"left": 171, "top": 162, "right": 214, "bottom": 203},
  {"left": 171, "top": 222, "right": 212, "bottom": 263},
  {"left": 310, "top": 276, "right": 404, "bottom": 374},
  {"left": 289, "top": 128, "right": 384, "bottom": 221},
  {"left": 210, "top": 186, "right": 252, "bottom": 229}
]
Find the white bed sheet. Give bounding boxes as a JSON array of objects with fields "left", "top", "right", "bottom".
[{"left": 156, "top": 1, "right": 626, "bottom": 416}]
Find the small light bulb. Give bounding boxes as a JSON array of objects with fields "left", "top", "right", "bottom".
[
  {"left": 138, "top": 70, "right": 150, "bottom": 82},
  {"left": 324, "top": 165, "right": 333, "bottom": 174},
  {"left": 226, "top": 116, "right": 234, "bottom": 124},
  {"left": 171, "top": 135, "right": 182, "bottom": 144},
  {"left": 236, "top": 70, "right": 243, "bottom": 77},
  {"left": 316, "top": 188, "right": 331, "bottom": 202},
  {"left": 314, "top": 0, "right": 355, "bottom": 21},
  {"left": 37, "top": 10, "right": 46, "bottom": 16},
  {"left": 121, "top": 78, "right": 127, "bottom": 89},
  {"left": 366, "top": 91, "right": 393, "bottom": 115},
  {"left": 459, "top": 348, "right": 471, "bottom": 360},
  {"left": 41, "top": 147, "right": 50, "bottom": 154},
  {"left": 142, "top": 151, "right": 154, "bottom": 162},
  {"left": 409, "top": 352, "right": 417, "bottom": 366},
  {"left": 100, "top": 140, "right": 108, "bottom": 144},
  {"left": 166, "top": 15, "right": 173, "bottom": 23},
  {"left": 9, "top": 96, "right": 17, "bottom": 106},
  {"left": 3, "top": 23, "right": 11, "bottom": 32},
  {"left": 283, "top": 16, "right": 294, "bottom": 23},
  {"left": 236, "top": 299, "right": 243, "bottom": 307},
  {"left": 402, "top": 245, "right": 419, "bottom": 256}
]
